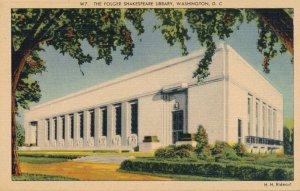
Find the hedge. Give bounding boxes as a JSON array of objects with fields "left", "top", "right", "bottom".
[
  {"left": 18, "top": 153, "right": 81, "bottom": 159},
  {"left": 120, "top": 159, "right": 293, "bottom": 180}
]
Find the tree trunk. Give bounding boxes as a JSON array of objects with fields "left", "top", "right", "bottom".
[
  {"left": 255, "top": 9, "right": 293, "bottom": 55},
  {"left": 11, "top": 91, "right": 21, "bottom": 176},
  {"left": 11, "top": 48, "right": 33, "bottom": 176}
]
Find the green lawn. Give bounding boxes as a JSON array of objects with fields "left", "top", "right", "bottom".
[
  {"left": 118, "top": 169, "right": 239, "bottom": 181},
  {"left": 17, "top": 150, "right": 294, "bottom": 181},
  {"left": 12, "top": 173, "right": 78, "bottom": 181}
]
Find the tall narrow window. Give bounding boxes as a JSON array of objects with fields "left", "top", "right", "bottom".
[
  {"left": 70, "top": 114, "right": 74, "bottom": 139},
  {"left": 273, "top": 109, "right": 276, "bottom": 139},
  {"left": 46, "top": 119, "right": 50, "bottom": 140},
  {"left": 61, "top": 116, "right": 65, "bottom": 140},
  {"left": 54, "top": 117, "right": 57, "bottom": 140},
  {"left": 90, "top": 110, "right": 95, "bottom": 137},
  {"left": 238, "top": 119, "right": 242, "bottom": 143},
  {"left": 268, "top": 107, "right": 272, "bottom": 138},
  {"left": 248, "top": 97, "right": 251, "bottom": 114},
  {"left": 130, "top": 101, "right": 138, "bottom": 134},
  {"left": 256, "top": 100, "right": 259, "bottom": 137},
  {"left": 262, "top": 104, "right": 266, "bottom": 138},
  {"left": 247, "top": 95, "right": 252, "bottom": 136},
  {"left": 79, "top": 112, "right": 84, "bottom": 138},
  {"left": 102, "top": 107, "right": 107, "bottom": 136},
  {"left": 31, "top": 122, "right": 38, "bottom": 145},
  {"left": 115, "top": 104, "right": 121, "bottom": 135}
]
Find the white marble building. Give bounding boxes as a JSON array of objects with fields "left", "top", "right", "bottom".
[{"left": 23, "top": 44, "right": 283, "bottom": 152}]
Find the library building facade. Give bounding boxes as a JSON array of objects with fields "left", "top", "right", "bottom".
[{"left": 24, "top": 44, "right": 283, "bottom": 152}]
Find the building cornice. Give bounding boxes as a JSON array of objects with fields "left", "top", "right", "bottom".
[{"left": 29, "top": 46, "right": 224, "bottom": 111}]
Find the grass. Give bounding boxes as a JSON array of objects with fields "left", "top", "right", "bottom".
[
  {"left": 12, "top": 173, "right": 78, "bottom": 181},
  {"left": 17, "top": 150, "right": 293, "bottom": 181},
  {"left": 118, "top": 169, "right": 239, "bottom": 181},
  {"left": 238, "top": 154, "right": 294, "bottom": 168},
  {"left": 20, "top": 156, "right": 69, "bottom": 164},
  {"left": 20, "top": 161, "right": 170, "bottom": 180}
]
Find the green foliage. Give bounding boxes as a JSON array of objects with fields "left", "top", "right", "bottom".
[
  {"left": 284, "top": 118, "right": 294, "bottom": 130},
  {"left": 211, "top": 141, "right": 229, "bottom": 155},
  {"left": 154, "top": 145, "right": 193, "bottom": 159},
  {"left": 175, "top": 144, "right": 194, "bottom": 151},
  {"left": 211, "top": 141, "right": 239, "bottom": 161},
  {"left": 120, "top": 159, "right": 293, "bottom": 180},
  {"left": 19, "top": 156, "right": 69, "bottom": 164},
  {"left": 18, "top": 153, "right": 82, "bottom": 159},
  {"left": 194, "top": 125, "right": 210, "bottom": 159},
  {"left": 185, "top": 9, "right": 244, "bottom": 80},
  {"left": 291, "top": 128, "right": 294, "bottom": 154},
  {"left": 12, "top": 9, "right": 146, "bottom": 113},
  {"left": 16, "top": 123, "right": 25, "bottom": 147},
  {"left": 244, "top": 9, "right": 292, "bottom": 72},
  {"left": 175, "top": 149, "right": 192, "bottom": 158},
  {"left": 11, "top": 8, "right": 293, "bottom": 114},
  {"left": 15, "top": 50, "right": 46, "bottom": 113},
  {"left": 283, "top": 126, "right": 293, "bottom": 155},
  {"left": 12, "top": 173, "right": 78, "bottom": 180},
  {"left": 215, "top": 147, "right": 240, "bottom": 161},
  {"left": 232, "top": 143, "right": 247, "bottom": 157}
]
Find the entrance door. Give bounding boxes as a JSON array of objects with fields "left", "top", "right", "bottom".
[{"left": 172, "top": 110, "right": 184, "bottom": 144}]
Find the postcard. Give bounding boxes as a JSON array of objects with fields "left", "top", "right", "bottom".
[{"left": 0, "top": 0, "right": 299, "bottom": 190}]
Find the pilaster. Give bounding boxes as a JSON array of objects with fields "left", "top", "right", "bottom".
[
  {"left": 121, "top": 102, "right": 129, "bottom": 146},
  {"left": 74, "top": 113, "right": 79, "bottom": 144},
  {"left": 37, "top": 120, "right": 45, "bottom": 147},
  {"left": 94, "top": 108, "right": 101, "bottom": 146},
  {"left": 106, "top": 105, "right": 114, "bottom": 147},
  {"left": 84, "top": 110, "right": 89, "bottom": 146}
]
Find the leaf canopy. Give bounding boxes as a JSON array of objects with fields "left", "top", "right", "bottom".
[{"left": 11, "top": 8, "right": 292, "bottom": 110}]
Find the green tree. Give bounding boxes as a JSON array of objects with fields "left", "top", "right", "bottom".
[
  {"left": 232, "top": 143, "right": 246, "bottom": 157},
  {"left": 291, "top": 128, "right": 294, "bottom": 155},
  {"left": 283, "top": 126, "right": 292, "bottom": 155},
  {"left": 194, "top": 125, "right": 210, "bottom": 159},
  {"left": 16, "top": 123, "right": 25, "bottom": 147},
  {"left": 12, "top": 8, "right": 293, "bottom": 175}
]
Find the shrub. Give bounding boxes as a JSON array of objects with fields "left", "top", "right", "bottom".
[
  {"left": 175, "top": 149, "right": 192, "bottom": 158},
  {"left": 120, "top": 159, "right": 293, "bottom": 180},
  {"left": 175, "top": 144, "right": 194, "bottom": 151},
  {"left": 155, "top": 147, "right": 176, "bottom": 158},
  {"left": 215, "top": 147, "right": 240, "bottom": 161},
  {"left": 272, "top": 168, "right": 290, "bottom": 180},
  {"left": 232, "top": 143, "right": 247, "bottom": 157},
  {"left": 194, "top": 125, "right": 210, "bottom": 159},
  {"left": 18, "top": 153, "right": 80, "bottom": 159},
  {"left": 211, "top": 141, "right": 230, "bottom": 155},
  {"left": 154, "top": 146, "right": 192, "bottom": 159},
  {"left": 154, "top": 148, "right": 168, "bottom": 158},
  {"left": 212, "top": 141, "right": 239, "bottom": 161}
]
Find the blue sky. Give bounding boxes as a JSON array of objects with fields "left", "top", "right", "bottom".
[{"left": 17, "top": 11, "right": 293, "bottom": 123}]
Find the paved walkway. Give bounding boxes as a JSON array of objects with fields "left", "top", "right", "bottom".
[{"left": 72, "top": 155, "right": 131, "bottom": 163}]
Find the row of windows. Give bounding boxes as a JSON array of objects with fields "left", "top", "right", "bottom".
[
  {"left": 46, "top": 101, "right": 138, "bottom": 141},
  {"left": 247, "top": 95, "right": 277, "bottom": 139}
]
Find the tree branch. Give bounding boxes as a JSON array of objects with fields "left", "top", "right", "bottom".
[
  {"left": 255, "top": 9, "right": 293, "bottom": 55},
  {"left": 12, "top": 9, "right": 64, "bottom": 87},
  {"left": 34, "top": 9, "right": 64, "bottom": 43}
]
